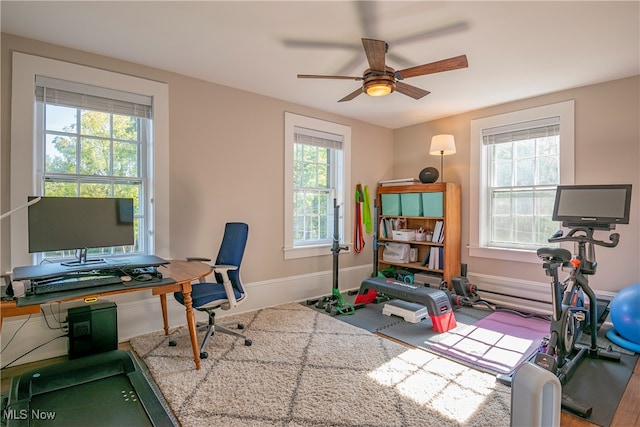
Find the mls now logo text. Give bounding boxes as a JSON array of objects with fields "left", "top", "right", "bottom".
[{"left": 3, "top": 409, "right": 57, "bottom": 421}]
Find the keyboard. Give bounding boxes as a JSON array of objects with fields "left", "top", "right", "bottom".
[{"left": 33, "top": 275, "right": 123, "bottom": 295}]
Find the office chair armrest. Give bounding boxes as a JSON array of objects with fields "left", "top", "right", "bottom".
[{"left": 213, "top": 265, "right": 239, "bottom": 308}]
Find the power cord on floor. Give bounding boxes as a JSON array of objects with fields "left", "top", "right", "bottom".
[
  {"left": 0, "top": 314, "right": 32, "bottom": 354},
  {"left": 1, "top": 334, "right": 68, "bottom": 370}
]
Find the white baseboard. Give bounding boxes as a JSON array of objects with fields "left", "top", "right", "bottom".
[
  {"left": 0, "top": 264, "right": 372, "bottom": 367},
  {"left": 466, "top": 272, "right": 618, "bottom": 316}
]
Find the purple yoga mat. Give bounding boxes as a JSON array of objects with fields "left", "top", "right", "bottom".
[{"left": 430, "top": 311, "right": 550, "bottom": 374}]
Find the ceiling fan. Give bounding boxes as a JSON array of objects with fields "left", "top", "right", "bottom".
[
  {"left": 283, "top": 1, "right": 470, "bottom": 76},
  {"left": 297, "top": 38, "right": 469, "bottom": 102}
]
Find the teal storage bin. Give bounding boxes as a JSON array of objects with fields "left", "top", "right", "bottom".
[
  {"left": 381, "top": 194, "right": 401, "bottom": 216},
  {"left": 400, "top": 193, "right": 423, "bottom": 216},
  {"left": 422, "top": 192, "right": 444, "bottom": 217}
]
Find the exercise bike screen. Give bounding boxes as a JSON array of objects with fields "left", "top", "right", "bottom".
[{"left": 552, "top": 184, "right": 632, "bottom": 226}]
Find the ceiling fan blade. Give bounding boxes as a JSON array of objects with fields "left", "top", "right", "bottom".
[
  {"left": 356, "top": 1, "right": 378, "bottom": 37},
  {"left": 338, "top": 87, "right": 363, "bottom": 102},
  {"left": 334, "top": 54, "right": 367, "bottom": 77},
  {"left": 396, "top": 55, "right": 468, "bottom": 79},
  {"left": 282, "top": 40, "right": 360, "bottom": 50},
  {"left": 298, "top": 74, "right": 361, "bottom": 80},
  {"left": 395, "top": 81, "right": 430, "bottom": 99},
  {"left": 361, "top": 38, "right": 387, "bottom": 71},
  {"left": 386, "top": 52, "right": 415, "bottom": 69},
  {"left": 392, "top": 21, "right": 470, "bottom": 45}
]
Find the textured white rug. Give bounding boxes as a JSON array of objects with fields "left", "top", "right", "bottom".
[{"left": 130, "top": 303, "right": 510, "bottom": 426}]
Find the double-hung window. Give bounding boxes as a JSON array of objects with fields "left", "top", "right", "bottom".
[
  {"left": 34, "top": 77, "right": 151, "bottom": 262},
  {"left": 284, "top": 113, "right": 351, "bottom": 259},
  {"left": 469, "top": 101, "right": 575, "bottom": 262},
  {"left": 483, "top": 118, "right": 560, "bottom": 249},
  {"left": 10, "top": 52, "right": 169, "bottom": 268}
]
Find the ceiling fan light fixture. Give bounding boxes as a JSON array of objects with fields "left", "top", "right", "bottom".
[
  {"left": 363, "top": 70, "right": 396, "bottom": 97},
  {"left": 365, "top": 81, "right": 394, "bottom": 96}
]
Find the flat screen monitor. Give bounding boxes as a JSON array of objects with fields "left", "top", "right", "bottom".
[
  {"left": 552, "top": 184, "right": 632, "bottom": 229},
  {"left": 28, "top": 197, "right": 134, "bottom": 264}
]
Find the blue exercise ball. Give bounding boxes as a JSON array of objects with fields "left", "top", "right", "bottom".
[{"left": 610, "top": 283, "right": 640, "bottom": 345}]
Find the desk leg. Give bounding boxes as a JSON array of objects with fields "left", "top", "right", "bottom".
[
  {"left": 182, "top": 290, "right": 201, "bottom": 370},
  {"left": 159, "top": 294, "right": 169, "bottom": 335}
]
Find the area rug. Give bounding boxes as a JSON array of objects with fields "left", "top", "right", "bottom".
[{"left": 130, "top": 303, "right": 511, "bottom": 426}]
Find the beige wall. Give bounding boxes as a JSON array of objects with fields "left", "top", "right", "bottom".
[
  {"left": 1, "top": 33, "right": 393, "bottom": 281},
  {"left": 393, "top": 76, "right": 640, "bottom": 293}
]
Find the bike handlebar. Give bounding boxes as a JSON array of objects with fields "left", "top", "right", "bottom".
[{"left": 548, "top": 226, "right": 620, "bottom": 248}]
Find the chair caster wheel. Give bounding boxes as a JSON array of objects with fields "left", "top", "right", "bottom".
[
  {"left": 168, "top": 340, "right": 176, "bottom": 347},
  {"left": 200, "top": 352, "right": 208, "bottom": 359},
  {"left": 244, "top": 339, "right": 252, "bottom": 346},
  {"left": 237, "top": 324, "right": 244, "bottom": 330}
]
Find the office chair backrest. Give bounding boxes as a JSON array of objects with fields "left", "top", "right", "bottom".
[{"left": 215, "top": 222, "right": 248, "bottom": 294}]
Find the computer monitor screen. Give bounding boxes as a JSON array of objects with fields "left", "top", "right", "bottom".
[
  {"left": 28, "top": 197, "right": 134, "bottom": 254},
  {"left": 552, "top": 184, "right": 632, "bottom": 228}
]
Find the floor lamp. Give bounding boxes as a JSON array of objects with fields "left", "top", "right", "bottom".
[{"left": 429, "top": 135, "right": 456, "bottom": 182}]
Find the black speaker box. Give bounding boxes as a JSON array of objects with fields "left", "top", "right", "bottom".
[
  {"left": 419, "top": 167, "right": 439, "bottom": 183},
  {"left": 67, "top": 302, "right": 118, "bottom": 359}
]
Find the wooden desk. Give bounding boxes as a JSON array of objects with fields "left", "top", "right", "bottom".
[
  {"left": 153, "top": 260, "right": 211, "bottom": 370},
  {"left": 0, "top": 260, "right": 211, "bottom": 370}
]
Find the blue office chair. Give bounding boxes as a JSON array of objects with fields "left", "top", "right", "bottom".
[{"left": 171, "top": 222, "right": 251, "bottom": 359}]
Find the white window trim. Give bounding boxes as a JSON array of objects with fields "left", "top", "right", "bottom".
[
  {"left": 10, "top": 52, "right": 170, "bottom": 267},
  {"left": 284, "top": 112, "right": 351, "bottom": 260},
  {"left": 469, "top": 100, "right": 575, "bottom": 263}
]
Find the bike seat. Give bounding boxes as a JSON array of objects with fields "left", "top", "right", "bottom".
[{"left": 536, "top": 247, "right": 572, "bottom": 262}]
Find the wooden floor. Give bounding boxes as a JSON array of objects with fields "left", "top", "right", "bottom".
[
  {"left": 1, "top": 342, "right": 638, "bottom": 426},
  {"left": 560, "top": 355, "right": 640, "bottom": 427}
]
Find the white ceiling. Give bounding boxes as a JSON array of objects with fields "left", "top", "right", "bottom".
[{"left": 2, "top": 1, "right": 639, "bottom": 129}]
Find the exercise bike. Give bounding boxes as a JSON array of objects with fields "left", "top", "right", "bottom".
[{"left": 535, "top": 226, "right": 621, "bottom": 417}]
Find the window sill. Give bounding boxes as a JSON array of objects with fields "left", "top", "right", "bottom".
[
  {"left": 284, "top": 244, "right": 351, "bottom": 260},
  {"left": 467, "top": 245, "right": 539, "bottom": 264}
]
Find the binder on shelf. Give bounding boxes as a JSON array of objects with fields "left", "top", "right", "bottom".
[
  {"left": 421, "top": 249, "right": 430, "bottom": 266},
  {"left": 428, "top": 247, "right": 439, "bottom": 270},
  {"left": 432, "top": 221, "right": 444, "bottom": 243}
]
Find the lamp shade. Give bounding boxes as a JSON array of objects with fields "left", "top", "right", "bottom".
[{"left": 429, "top": 134, "right": 456, "bottom": 156}]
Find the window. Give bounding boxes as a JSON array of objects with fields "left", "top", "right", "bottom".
[
  {"left": 469, "top": 101, "right": 574, "bottom": 263},
  {"left": 34, "top": 77, "right": 151, "bottom": 262},
  {"left": 10, "top": 53, "right": 169, "bottom": 268},
  {"left": 284, "top": 113, "right": 351, "bottom": 259}
]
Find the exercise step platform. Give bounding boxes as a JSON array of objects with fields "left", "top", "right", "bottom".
[
  {"left": 383, "top": 300, "right": 429, "bottom": 324},
  {"left": 356, "top": 277, "right": 457, "bottom": 332}
]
